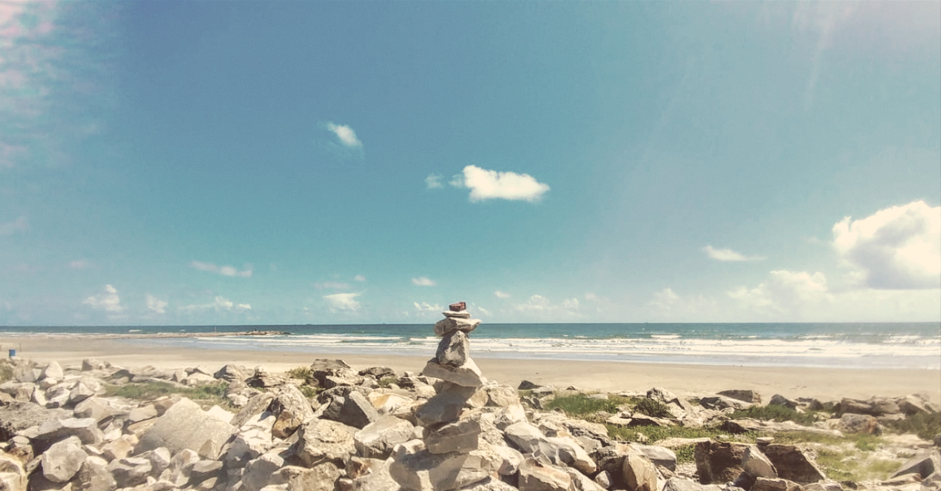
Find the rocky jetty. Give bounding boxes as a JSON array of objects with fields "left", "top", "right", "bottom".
[{"left": 0, "top": 306, "right": 939, "bottom": 491}]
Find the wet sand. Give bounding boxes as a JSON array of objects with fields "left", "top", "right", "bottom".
[{"left": 2, "top": 334, "right": 938, "bottom": 403}]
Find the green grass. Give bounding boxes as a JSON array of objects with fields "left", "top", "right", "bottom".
[
  {"left": 884, "top": 412, "right": 941, "bottom": 440},
  {"left": 286, "top": 366, "right": 316, "bottom": 385},
  {"left": 771, "top": 430, "right": 884, "bottom": 451},
  {"left": 730, "top": 405, "right": 820, "bottom": 426},
  {"left": 633, "top": 398, "right": 672, "bottom": 418},
  {"left": 105, "top": 381, "right": 230, "bottom": 408},
  {"left": 299, "top": 385, "right": 319, "bottom": 399},
  {"left": 377, "top": 376, "right": 396, "bottom": 388},
  {"left": 0, "top": 363, "right": 12, "bottom": 383},
  {"left": 815, "top": 448, "right": 900, "bottom": 481},
  {"left": 543, "top": 393, "right": 633, "bottom": 416}
]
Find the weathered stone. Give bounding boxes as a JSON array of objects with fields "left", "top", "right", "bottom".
[
  {"left": 247, "top": 368, "right": 289, "bottom": 388},
  {"left": 190, "top": 460, "right": 223, "bottom": 483},
  {"left": 700, "top": 396, "right": 750, "bottom": 410},
  {"left": 350, "top": 458, "right": 399, "bottom": 491},
  {"left": 564, "top": 467, "right": 607, "bottom": 491},
  {"left": 390, "top": 440, "right": 496, "bottom": 491},
  {"left": 485, "top": 385, "right": 520, "bottom": 408},
  {"left": 897, "top": 394, "right": 934, "bottom": 416},
  {"left": 243, "top": 453, "right": 286, "bottom": 491},
  {"left": 623, "top": 448, "right": 657, "bottom": 491},
  {"left": 663, "top": 478, "right": 706, "bottom": 491},
  {"left": 694, "top": 441, "right": 748, "bottom": 484},
  {"left": 279, "top": 463, "right": 341, "bottom": 491},
  {"left": 160, "top": 448, "right": 199, "bottom": 487},
  {"left": 448, "top": 302, "right": 466, "bottom": 312},
  {"left": 214, "top": 364, "right": 248, "bottom": 382},
  {"left": 637, "top": 445, "right": 676, "bottom": 472},
  {"left": 425, "top": 416, "right": 482, "bottom": 454},
  {"left": 324, "top": 391, "right": 379, "bottom": 429},
  {"left": 436, "top": 331, "right": 470, "bottom": 367},
  {"left": 750, "top": 477, "right": 803, "bottom": 491},
  {"left": 81, "top": 359, "right": 107, "bottom": 371},
  {"left": 128, "top": 405, "right": 158, "bottom": 424},
  {"left": 34, "top": 418, "right": 103, "bottom": 447},
  {"left": 72, "top": 398, "right": 115, "bottom": 428},
  {"left": 416, "top": 383, "right": 478, "bottom": 427},
  {"left": 293, "top": 418, "right": 356, "bottom": 467},
  {"left": 147, "top": 447, "right": 172, "bottom": 477},
  {"left": 41, "top": 437, "right": 88, "bottom": 483},
  {"left": 761, "top": 445, "right": 825, "bottom": 483},
  {"left": 837, "top": 414, "right": 880, "bottom": 435},
  {"left": 517, "top": 458, "right": 572, "bottom": 491},
  {"left": 101, "top": 435, "right": 136, "bottom": 461},
  {"left": 107, "top": 457, "right": 152, "bottom": 488},
  {"left": 268, "top": 384, "right": 315, "bottom": 438},
  {"left": 0, "top": 402, "right": 71, "bottom": 442},
  {"left": 717, "top": 390, "right": 761, "bottom": 404},
  {"left": 231, "top": 392, "right": 276, "bottom": 429},
  {"left": 422, "top": 358, "right": 485, "bottom": 388},
  {"left": 433, "top": 316, "right": 481, "bottom": 337},
  {"left": 890, "top": 452, "right": 938, "bottom": 479},
  {"left": 505, "top": 421, "right": 547, "bottom": 453},
  {"left": 223, "top": 411, "right": 275, "bottom": 465},
  {"left": 493, "top": 445, "right": 524, "bottom": 476},
  {"left": 135, "top": 398, "right": 236, "bottom": 460},
  {"left": 75, "top": 455, "right": 115, "bottom": 491},
  {"left": 768, "top": 395, "right": 799, "bottom": 410},
  {"left": 742, "top": 446, "right": 776, "bottom": 479},
  {"left": 353, "top": 415, "right": 415, "bottom": 459},
  {"left": 40, "top": 362, "right": 64, "bottom": 382}
]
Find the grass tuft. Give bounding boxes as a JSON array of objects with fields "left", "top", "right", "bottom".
[
  {"left": 633, "top": 398, "right": 672, "bottom": 418},
  {"left": 0, "top": 363, "right": 12, "bottom": 383},
  {"left": 105, "top": 380, "right": 230, "bottom": 408},
  {"left": 286, "top": 366, "right": 315, "bottom": 385},
  {"left": 730, "top": 405, "right": 819, "bottom": 426},
  {"left": 544, "top": 394, "right": 633, "bottom": 416},
  {"left": 884, "top": 412, "right": 941, "bottom": 440}
]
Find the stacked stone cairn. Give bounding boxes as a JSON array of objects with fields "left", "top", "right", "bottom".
[{"left": 390, "top": 301, "right": 496, "bottom": 490}]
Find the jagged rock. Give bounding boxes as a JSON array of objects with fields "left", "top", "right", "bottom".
[
  {"left": 40, "top": 362, "right": 64, "bottom": 382},
  {"left": 695, "top": 441, "right": 748, "bottom": 484},
  {"left": 768, "top": 395, "right": 799, "bottom": 410},
  {"left": 493, "top": 445, "right": 524, "bottom": 477},
  {"left": 101, "top": 435, "right": 136, "bottom": 461},
  {"left": 897, "top": 394, "right": 935, "bottom": 416},
  {"left": 269, "top": 384, "right": 316, "bottom": 438},
  {"left": 72, "top": 398, "right": 116, "bottom": 428},
  {"left": 416, "top": 383, "right": 478, "bottom": 427},
  {"left": 0, "top": 402, "right": 70, "bottom": 441},
  {"left": 128, "top": 405, "right": 158, "bottom": 424},
  {"left": 359, "top": 366, "right": 396, "bottom": 380},
  {"left": 802, "top": 482, "right": 842, "bottom": 491},
  {"left": 700, "top": 396, "right": 750, "bottom": 410},
  {"left": 243, "top": 453, "right": 286, "bottom": 491},
  {"left": 433, "top": 316, "right": 481, "bottom": 337},
  {"left": 323, "top": 391, "right": 379, "bottom": 429},
  {"left": 564, "top": 467, "right": 607, "bottom": 491},
  {"left": 484, "top": 384, "right": 520, "bottom": 408},
  {"left": 247, "top": 368, "right": 289, "bottom": 388},
  {"left": 751, "top": 478, "right": 803, "bottom": 491},
  {"left": 75, "top": 455, "right": 116, "bottom": 491},
  {"left": 190, "top": 460, "right": 223, "bottom": 483},
  {"left": 505, "top": 421, "right": 547, "bottom": 453},
  {"left": 518, "top": 457, "right": 572, "bottom": 491},
  {"left": 159, "top": 448, "right": 199, "bottom": 487},
  {"left": 425, "top": 415, "right": 482, "bottom": 454},
  {"left": 353, "top": 415, "right": 415, "bottom": 459},
  {"left": 663, "top": 478, "right": 707, "bottom": 491},
  {"left": 761, "top": 445, "right": 825, "bottom": 483},
  {"left": 742, "top": 446, "right": 776, "bottom": 479},
  {"left": 107, "top": 457, "right": 152, "bottom": 488},
  {"left": 214, "top": 364, "right": 248, "bottom": 382},
  {"left": 890, "top": 452, "right": 939, "bottom": 479},
  {"left": 293, "top": 418, "right": 357, "bottom": 467},
  {"left": 42, "top": 437, "right": 88, "bottom": 483},
  {"left": 279, "top": 463, "right": 341, "bottom": 491},
  {"left": 422, "top": 359, "right": 485, "bottom": 388},
  {"left": 436, "top": 331, "right": 470, "bottom": 367},
  {"left": 0, "top": 454, "right": 24, "bottom": 491},
  {"left": 135, "top": 398, "right": 236, "bottom": 459},
  {"left": 231, "top": 392, "right": 276, "bottom": 429},
  {"left": 836, "top": 414, "right": 880, "bottom": 435},
  {"left": 81, "top": 359, "right": 108, "bottom": 371},
  {"left": 34, "top": 418, "right": 103, "bottom": 447},
  {"left": 223, "top": 411, "right": 276, "bottom": 465},
  {"left": 390, "top": 439, "right": 496, "bottom": 491},
  {"left": 637, "top": 445, "right": 676, "bottom": 472},
  {"left": 368, "top": 392, "right": 416, "bottom": 416},
  {"left": 147, "top": 447, "right": 172, "bottom": 477},
  {"left": 718, "top": 390, "right": 761, "bottom": 404},
  {"left": 623, "top": 447, "right": 657, "bottom": 491},
  {"left": 350, "top": 458, "right": 398, "bottom": 491}
]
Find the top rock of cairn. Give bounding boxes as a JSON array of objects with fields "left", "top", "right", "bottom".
[{"left": 434, "top": 301, "right": 481, "bottom": 337}]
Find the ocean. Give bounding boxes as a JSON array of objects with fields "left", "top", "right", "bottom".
[{"left": 3, "top": 322, "right": 939, "bottom": 370}]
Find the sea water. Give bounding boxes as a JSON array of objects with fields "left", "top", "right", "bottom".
[{"left": 3, "top": 322, "right": 939, "bottom": 369}]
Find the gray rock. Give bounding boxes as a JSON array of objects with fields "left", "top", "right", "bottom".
[
  {"left": 127, "top": 405, "right": 158, "bottom": 424},
  {"left": 40, "top": 362, "right": 64, "bottom": 382},
  {"left": 350, "top": 458, "right": 399, "bottom": 491},
  {"left": 81, "top": 359, "right": 107, "bottom": 371},
  {"left": 247, "top": 368, "right": 289, "bottom": 388},
  {"left": 324, "top": 391, "right": 379, "bottom": 429},
  {"left": 517, "top": 457, "right": 572, "bottom": 491},
  {"left": 717, "top": 390, "right": 762, "bottom": 404},
  {"left": 107, "top": 457, "right": 152, "bottom": 488},
  {"left": 293, "top": 418, "right": 357, "bottom": 467},
  {"left": 742, "top": 445, "right": 776, "bottom": 479},
  {"left": 279, "top": 463, "right": 341, "bottom": 491},
  {"left": 761, "top": 445, "right": 825, "bottom": 483},
  {"left": 75, "top": 455, "right": 116, "bottom": 491},
  {"left": 768, "top": 395, "right": 799, "bottom": 410},
  {"left": 190, "top": 460, "right": 223, "bottom": 484},
  {"left": 243, "top": 453, "right": 286, "bottom": 491},
  {"left": 664, "top": 478, "right": 706, "bottom": 491},
  {"left": 101, "top": 435, "right": 136, "bottom": 461},
  {"left": 433, "top": 316, "right": 481, "bottom": 337},
  {"left": 231, "top": 392, "right": 276, "bottom": 429},
  {"left": 750, "top": 477, "right": 803, "bottom": 491},
  {"left": 358, "top": 366, "right": 396, "bottom": 380},
  {"left": 425, "top": 415, "right": 482, "bottom": 454},
  {"left": 422, "top": 358, "right": 485, "bottom": 388},
  {"left": 836, "top": 414, "right": 880, "bottom": 435},
  {"left": 890, "top": 452, "right": 939, "bottom": 479},
  {"left": 160, "top": 448, "right": 199, "bottom": 487},
  {"left": 147, "top": 447, "right": 172, "bottom": 477},
  {"left": 214, "top": 364, "right": 248, "bottom": 382},
  {"left": 353, "top": 415, "right": 415, "bottom": 459},
  {"left": 637, "top": 445, "right": 677, "bottom": 472},
  {"left": 0, "top": 402, "right": 71, "bottom": 442},
  {"left": 700, "top": 396, "right": 750, "bottom": 410},
  {"left": 135, "top": 398, "right": 236, "bottom": 460},
  {"left": 390, "top": 440, "right": 497, "bottom": 491},
  {"left": 695, "top": 441, "right": 748, "bottom": 484},
  {"left": 416, "top": 383, "right": 478, "bottom": 427},
  {"left": 72, "top": 399, "right": 115, "bottom": 428},
  {"left": 41, "top": 438, "right": 88, "bottom": 483},
  {"left": 34, "top": 418, "right": 104, "bottom": 447},
  {"left": 268, "top": 384, "right": 316, "bottom": 438},
  {"left": 505, "top": 421, "right": 547, "bottom": 453},
  {"left": 623, "top": 447, "right": 657, "bottom": 491},
  {"left": 436, "top": 331, "right": 470, "bottom": 367}
]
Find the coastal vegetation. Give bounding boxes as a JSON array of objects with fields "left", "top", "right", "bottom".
[{"left": 104, "top": 380, "right": 229, "bottom": 408}]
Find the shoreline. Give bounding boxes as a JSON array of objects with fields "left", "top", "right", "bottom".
[{"left": 2, "top": 334, "right": 938, "bottom": 403}]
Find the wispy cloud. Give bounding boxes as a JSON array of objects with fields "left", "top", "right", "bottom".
[
  {"left": 450, "top": 165, "right": 550, "bottom": 202},
  {"left": 728, "top": 270, "right": 832, "bottom": 316},
  {"left": 68, "top": 259, "right": 89, "bottom": 270},
  {"left": 354, "top": 275, "right": 366, "bottom": 282},
  {"left": 315, "top": 281, "right": 350, "bottom": 290},
  {"left": 513, "top": 294, "right": 580, "bottom": 315},
  {"left": 190, "top": 260, "right": 252, "bottom": 278},
  {"left": 146, "top": 294, "right": 167, "bottom": 315},
  {"left": 412, "top": 277, "right": 436, "bottom": 286},
  {"left": 0, "top": 216, "right": 27, "bottom": 235},
  {"left": 324, "top": 122, "right": 362, "bottom": 148},
  {"left": 832, "top": 200, "right": 940, "bottom": 290},
  {"left": 425, "top": 174, "right": 444, "bottom": 189},
  {"left": 703, "top": 245, "right": 765, "bottom": 262},
  {"left": 180, "top": 296, "right": 251, "bottom": 313},
  {"left": 414, "top": 301, "right": 442, "bottom": 313},
  {"left": 494, "top": 290, "right": 511, "bottom": 299},
  {"left": 324, "top": 292, "right": 360, "bottom": 312},
  {"left": 83, "top": 284, "right": 123, "bottom": 313}
]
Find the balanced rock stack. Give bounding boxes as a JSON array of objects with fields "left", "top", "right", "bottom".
[{"left": 390, "top": 301, "right": 499, "bottom": 490}]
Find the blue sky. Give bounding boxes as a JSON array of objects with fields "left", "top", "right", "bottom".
[{"left": 1, "top": 1, "right": 939, "bottom": 326}]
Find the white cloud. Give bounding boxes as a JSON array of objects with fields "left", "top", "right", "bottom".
[
  {"left": 0, "top": 216, "right": 28, "bottom": 235},
  {"left": 146, "top": 294, "right": 167, "bottom": 315},
  {"left": 324, "top": 122, "right": 362, "bottom": 148},
  {"left": 425, "top": 174, "right": 444, "bottom": 189},
  {"left": 414, "top": 302, "right": 442, "bottom": 313},
  {"left": 728, "top": 270, "right": 832, "bottom": 315},
  {"left": 703, "top": 245, "right": 765, "bottom": 262},
  {"left": 324, "top": 293, "right": 361, "bottom": 312},
  {"left": 83, "top": 284, "right": 123, "bottom": 313},
  {"left": 190, "top": 260, "right": 252, "bottom": 278},
  {"left": 453, "top": 165, "right": 550, "bottom": 202},
  {"left": 649, "top": 288, "right": 680, "bottom": 310},
  {"left": 832, "top": 200, "right": 941, "bottom": 290},
  {"left": 180, "top": 296, "right": 251, "bottom": 313},
  {"left": 477, "top": 306, "right": 491, "bottom": 316},
  {"left": 354, "top": 275, "right": 366, "bottom": 282},
  {"left": 514, "top": 294, "right": 581, "bottom": 316},
  {"left": 68, "top": 259, "right": 89, "bottom": 270},
  {"left": 315, "top": 282, "right": 350, "bottom": 290},
  {"left": 494, "top": 290, "right": 511, "bottom": 299},
  {"left": 412, "top": 277, "right": 436, "bottom": 287}
]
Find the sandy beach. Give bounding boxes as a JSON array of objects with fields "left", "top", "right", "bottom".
[{"left": 2, "top": 334, "right": 938, "bottom": 404}]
